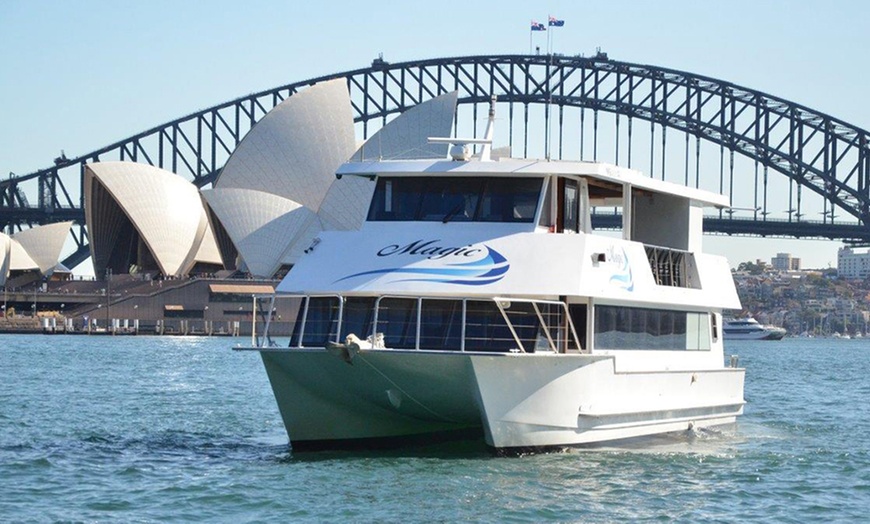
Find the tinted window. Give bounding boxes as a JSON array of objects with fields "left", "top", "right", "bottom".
[
  {"left": 368, "top": 177, "right": 542, "bottom": 223},
  {"left": 419, "top": 299, "right": 462, "bottom": 350},
  {"left": 340, "top": 297, "right": 376, "bottom": 342},
  {"left": 594, "top": 306, "right": 710, "bottom": 351},
  {"left": 464, "top": 300, "right": 531, "bottom": 352},
  {"left": 300, "top": 297, "right": 340, "bottom": 346},
  {"left": 478, "top": 178, "right": 542, "bottom": 223},
  {"left": 418, "top": 178, "right": 482, "bottom": 222},
  {"left": 367, "top": 178, "right": 425, "bottom": 221},
  {"left": 377, "top": 298, "right": 418, "bottom": 349}
]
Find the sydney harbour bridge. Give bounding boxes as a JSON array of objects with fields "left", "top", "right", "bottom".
[{"left": 3, "top": 53, "right": 870, "bottom": 269}]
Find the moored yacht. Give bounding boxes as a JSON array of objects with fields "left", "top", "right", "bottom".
[
  {"left": 243, "top": 99, "right": 745, "bottom": 452},
  {"left": 723, "top": 318, "right": 786, "bottom": 340}
]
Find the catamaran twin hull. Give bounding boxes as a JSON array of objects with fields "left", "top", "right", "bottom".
[
  {"left": 228, "top": 89, "right": 748, "bottom": 452},
  {"left": 259, "top": 347, "right": 745, "bottom": 451}
]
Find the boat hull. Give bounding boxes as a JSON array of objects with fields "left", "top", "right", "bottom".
[
  {"left": 258, "top": 348, "right": 745, "bottom": 451},
  {"left": 724, "top": 330, "right": 785, "bottom": 341}
]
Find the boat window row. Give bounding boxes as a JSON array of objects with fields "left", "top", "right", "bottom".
[
  {"left": 289, "top": 296, "right": 581, "bottom": 353},
  {"left": 594, "top": 305, "right": 712, "bottom": 351},
  {"left": 367, "top": 177, "right": 542, "bottom": 223}
]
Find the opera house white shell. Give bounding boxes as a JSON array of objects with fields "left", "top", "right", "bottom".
[
  {"left": 84, "top": 162, "right": 221, "bottom": 277},
  {"left": 0, "top": 234, "right": 11, "bottom": 287},
  {"left": 6, "top": 234, "right": 37, "bottom": 272},
  {"left": 201, "top": 188, "right": 321, "bottom": 278},
  {"left": 214, "top": 78, "right": 357, "bottom": 211},
  {"left": 0, "top": 221, "right": 73, "bottom": 287},
  {"left": 202, "top": 84, "right": 457, "bottom": 277},
  {"left": 12, "top": 221, "right": 74, "bottom": 274}
]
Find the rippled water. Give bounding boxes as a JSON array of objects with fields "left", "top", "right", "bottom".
[{"left": 1, "top": 335, "right": 869, "bottom": 522}]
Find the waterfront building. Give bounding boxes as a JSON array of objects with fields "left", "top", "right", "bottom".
[
  {"left": 771, "top": 252, "right": 801, "bottom": 271},
  {"left": 838, "top": 246, "right": 870, "bottom": 279}
]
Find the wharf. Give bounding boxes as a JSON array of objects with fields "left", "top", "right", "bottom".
[{"left": 1, "top": 275, "right": 297, "bottom": 336}]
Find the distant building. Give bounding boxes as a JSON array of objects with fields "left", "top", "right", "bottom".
[
  {"left": 771, "top": 252, "right": 801, "bottom": 271},
  {"left": 837, "top": 247, "right": 870, "bottom": 279}
]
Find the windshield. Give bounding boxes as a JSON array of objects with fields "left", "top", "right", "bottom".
[{"left": 367, "top": 176, "right": 543, "bottom": 223}]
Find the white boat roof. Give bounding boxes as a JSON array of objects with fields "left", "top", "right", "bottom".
[{"left": 337, "top": 158, "right": 730, "bottom": 208}]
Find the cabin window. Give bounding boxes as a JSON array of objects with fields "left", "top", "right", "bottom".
[
  {"left": 477, "top": 178, "right": 541, "bottom": 223},
  {"left": 289, "top": 296, "right": 340, "bottom": 347},
  {"left": 419, "top": 299, "right": 463, "bottom": 350},
  {"left": 340, "top": 297, "right": 376, "bottom": 342},
  {"left": 538, "top": 178, "right": 552, "bottom": 228},
  {"left": 594, "top": 305, "right": 711, "bottom": 351},
  {"left": 288, "top": 295, "right": 581, "bottom": 353},
  {"left": 377, "top": 298, "right": 418, "bottom": 349},
  {"left": 464, "top": 300, "right": 534, "bottom": 352},
  {"left": 418, "top": 178, "right": 482, "bottom": 222},
  {"left": 569, "top": 303, "right": 588, "bottom": 350},
  {"left": 556, "top": 178, "right": 580, "bottom": 233},
  {"left": 367, "top": 177, "right": 543, "bottom": 223}
]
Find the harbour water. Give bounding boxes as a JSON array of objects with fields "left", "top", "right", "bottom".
[{"left": 1, "top": 335, "right": 868, "bottom": 522}]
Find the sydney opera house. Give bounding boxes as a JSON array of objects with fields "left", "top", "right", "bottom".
[{"left": 1, "top": 79, "right": 459, "bottom": 333}]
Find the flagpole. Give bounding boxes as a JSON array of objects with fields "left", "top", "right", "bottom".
[
  {"left": 545, "top": 37, "right": 550, "bottom": 160},
  {"left": 547, "top": 15, "right": 552, "bottom": 55}
]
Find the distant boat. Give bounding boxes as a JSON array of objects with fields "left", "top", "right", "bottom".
[{"left": 724, "top": 318, "right": 786, "bottom": 340}]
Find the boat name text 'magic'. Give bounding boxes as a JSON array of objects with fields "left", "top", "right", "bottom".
[{"left": 377, "top": 240, "right": 482, "bottom": 260}]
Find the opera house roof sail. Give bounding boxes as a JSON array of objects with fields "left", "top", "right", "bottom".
[
  {"left": 201, "top": 83, "right": 459, "bottom": 277},
  {"left": 200, "top": 188, "right": 321, "bottom": 278},
  {"left": 0, "top": 234, "right": 11, "bottom": 287},
  {"left": 12, "top": 221, "right": 74, "bottom": 274},
  {"left": 84, "top": 162, "right": 219, "bottom": 277},
  {"left": 213, "top": 78, "right": 357, "bottom": 211},
  {"left": 1, "top": 221, "right": 73, "bottom": 287}
]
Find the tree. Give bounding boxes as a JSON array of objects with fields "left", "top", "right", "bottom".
[{"left": 737, "top": 260, "right": 767, "bottom": 275}]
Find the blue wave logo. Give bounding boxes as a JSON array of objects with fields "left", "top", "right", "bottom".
[
  {"left": 608, "top": 247, "right": 634, "bottom": 292},
  {"left": 335, "top": 245, "right": 510, "bottom": 286}
]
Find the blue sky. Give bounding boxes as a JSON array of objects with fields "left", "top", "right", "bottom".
[{"left": 2, "top": 0, "right": 868, "bottom": 270}]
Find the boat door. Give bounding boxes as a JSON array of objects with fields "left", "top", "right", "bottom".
[{"left": 568, "top": 303, "right": 588, "bottom": 350}]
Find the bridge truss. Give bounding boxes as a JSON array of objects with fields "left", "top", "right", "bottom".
[{"left": 3, "top": 54, "right": 870, "bottom": 268}]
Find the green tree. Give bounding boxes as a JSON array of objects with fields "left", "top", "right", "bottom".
[{"left": 737, "top": 261, "right": 767, "bottom": 275}]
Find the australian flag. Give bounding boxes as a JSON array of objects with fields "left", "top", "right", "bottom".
[
  {"left": 531, "top": 20, "right": 546, "bottom": 31},
  {"left": 548, "top": 16, "right": 565, "bottom": 27}
]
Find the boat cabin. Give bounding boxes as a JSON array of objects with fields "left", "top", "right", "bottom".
[{"left": 267, "top": 158, "right": 738, "bottom": 359}]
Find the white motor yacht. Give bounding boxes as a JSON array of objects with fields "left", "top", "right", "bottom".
[
  {"left": 244, "top": 100, "right": 745, "bottom": 452},
  {"left": 723, "top": 318, "right": 786, "bottom": 340}
]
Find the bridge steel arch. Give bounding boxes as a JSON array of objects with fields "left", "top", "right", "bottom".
[{"left": 3, "top": 54, "right": 870, "bottom": 268}]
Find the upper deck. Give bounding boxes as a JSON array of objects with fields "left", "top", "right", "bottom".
[
  {"left": 277, "top": 156, "right": 740, "bottom": 311},
  {"left": 337, "top": 157, "right": 729, "bottom": 210}
]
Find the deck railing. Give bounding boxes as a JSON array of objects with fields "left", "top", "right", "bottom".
[
  {"left": 256, "top": 294, "right": 582, "bottom": 353},
  {"left": 645, "top": 245, "right": 695, "bottom": 288}
]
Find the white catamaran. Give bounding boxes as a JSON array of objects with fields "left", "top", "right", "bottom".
[{"left": 244, "top": 98, "right": 745, "bottom": 452}]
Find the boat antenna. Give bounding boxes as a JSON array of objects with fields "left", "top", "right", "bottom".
[
  {"left": 479, "top": 95, "right": 497, "bottom": 162},
  {"left": 428, "top": 95, "right": 496, "bottom": 162}
]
